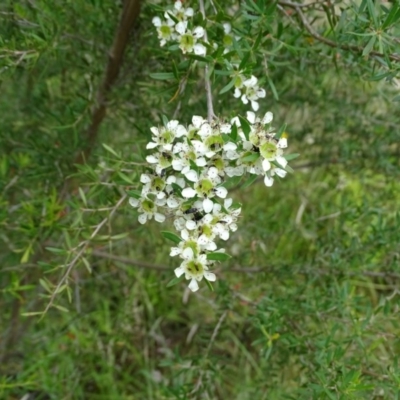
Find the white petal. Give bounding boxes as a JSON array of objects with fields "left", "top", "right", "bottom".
[
  {"left": 146, "top": 142, "right": 158, "bottom": 149},
  {"left": 152, "top": 17, "right": 162, "bottom": 27},
  {"left": 278, "top": 138, "right": 287, "bottom": 148},
  {"left": 204, "top": 272, "right": 216, "bottom": 282},
  {"left": 192, "top": 115, "right": 204, "bottom": 128},
  {"left": 188, "top": 279, "right": 199, "bottom": 292},
  {"left": 224, "top": 198, "right": 233, "bottom": 209},
  {"left": 274, "top": 168, "right": 287, "bottom": 178},
  {"left": 223, "top": 22, "right": 231, "bottom": 34},
  {"left": 220, "top": 123, "right": 231, "bottom": 134},
  {"left": 186, "top": 220, "right": 197, "bottom": 230},
  {"left": 182, "top": 247, "right": 194, "bottom": 259},
  {"left": 262, "top": 112, "right": 273, "bottom": 124},
  {"left": 129, "top": 198, "right": 139, "bottom": 207},
  {"left": 194, "top": 43, "right": 206, "bottom": 56},
  {"left": 193, "top": 26, "right": 205, "bottom": 38},
  {"left": 264, "top": 175, "right": 274, "bottom": 187},
  {"left": 207, "top": 167, "right": 219, "bottom": 179},
  {"left": 241, "top": 94, "right": 249, "bottom": 104},
  {"left": 246, "top": 111, "right": 256, "bottom": 124},
  {"left": 140, "top": 174, "right": 151, "bottom": 184},
  {"left": 181, "top": 229, "right": 189, "bottom": 241},
  {"left": 203, "top": 198, "right": 214, "bottom": 213},
  {"left": 220, "top": 230, "right": 230, "bottom": 240},
  {"left": 215, "top": 187, "right": 227, "bottom": 199},
  {"left": 138, "top": 214, "right": 147, "bottom": 224},
  {"left": 199, "top": 124, "right": 212, "bottom": 137},
  {"left": 276, "top": 155, "right": 288, "bottom": 168},
  {"left": 262, "top": 159, "right": 271, "bottom": 171},
  {"left": 182, "top": 187, "right": 197, "bottom": 198},
  {"left": 223, "top": 142, "right": 237, "bottom": 151},
  {"left": 174, "top": 266, "right": 185, "bottom": 277},
  {"left": 167, "top": 197, "right": 180, "bottom": 208},
  {"left": 174, "top": 1, "right": 182, "bottom": 11},
  {"left": 233, "top": 88, "right": 241, "bottom": 98},
  {"left": 175, "top": 21, "right": 187, "bottom": 35},
  {"left": 155, "top": 213, "right": 165, "bottom": 223},
  {"left": 172, "top": 159, "right": 184, "bottom": 171},
  {"left": 146, "top": 155, "right": 158, "bottom": 163},
  {"left": 196, "top": 157, "right": 207, "bottom": 167},
  {"left": 205, "top": 241, "right": 217, "bottom": 251},
  {"left": 198, "top": 234, "right": 209, "bottom": 245},
  {"left": 157, "top": 192, "right": 166, "bottom": 199},
  {"left": 244, "top": 75, "right": 257, "bottom": 87},
  {"left": 175, "top": 125, "right": 187, "bottom": 137},
  {"left": 185, "top": 170, "right": 198, "bottom": 182},
  {"left": 257, "top": 88, "right": 266, "bottom": 98},
  {"left": 185, "top": 8, "right": 194, "bottom": 17},
  {"left": 251, "top": 100, "right": 259, "bottom": 111},
  {"left": 170, "top": 247, "right": 181, "bottom": 256}
]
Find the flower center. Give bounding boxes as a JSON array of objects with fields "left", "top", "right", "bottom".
[
  {"left": 185, "top": 260, "right": 204, "bottom": 277},
  {"left": 160, "top": 25, "right": 172, "bottom": 39},
  {"left": 260, "top": 142, "right": 277, "bottom": 160},
  {"left": 196, "top": 179, "right": 214, "bottom": 197},
  {"left": 142, "top": 199, "right": 155, "bottom": 213}
]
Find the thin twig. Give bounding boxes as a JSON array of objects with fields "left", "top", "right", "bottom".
[
  {"left": 199, "top": 0, "right": 215, "bottom": 122},
  {"left": 279, "top": 0, "right": 400, "bottom": 62},
  {"left": 41, "top": 195, "right": 127, "bottom": 315}
]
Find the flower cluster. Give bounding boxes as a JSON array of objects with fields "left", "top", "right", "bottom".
[
  {"left": 129, "top": 112, "right": 292, "bottom": 292},
  {"left": 151, "top": 3, "right": 267, "bottom": 111},
  {"left": 152, "top": 1, "right": 206, "bottom": 56}
]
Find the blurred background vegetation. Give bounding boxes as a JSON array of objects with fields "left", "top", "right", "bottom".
[{"left": 1, "top": 0, "right": 400, "bottom": 399}]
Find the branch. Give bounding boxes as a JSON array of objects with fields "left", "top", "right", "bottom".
[
  {"left": 199, "top": 0, "right": 215, "bottom": 122},
  {"left": 279, "top": 0, "right": 400, "bottom": 63},
  {"left": 41, "top": 195, "right": 127, "bottom": 316},
  {"left": 75, "top": 0, "right": 142, "bottom": 165}
]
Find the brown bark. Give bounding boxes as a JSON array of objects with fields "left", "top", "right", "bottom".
[{"left": 76, "top": 0, "right": 142, "bottom": 165}]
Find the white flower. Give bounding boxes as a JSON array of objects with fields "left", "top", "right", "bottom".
[
  {"left": 129, "top": 196, "right": 166, "bottom": 224},
  {"left": 152, "top": 16, "right": 176, "bottom": 47},
  {"left": 234, "top": 75, "right": 266, "bottom": 111},
  {"left": 174, "top": 248, "right": 216, "bottom": 292},
  {"left": 147, "top": 120, "right": 187, "bottom": 151},
  {"left": 176, "top": 26, "right": 206, "bottom": 55}
]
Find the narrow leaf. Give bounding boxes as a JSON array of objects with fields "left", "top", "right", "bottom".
[
  {"left": 207, "top": 252, "right": 232, "bottom": 261},
  {"left": 161, "top": 231, "right": 182, "bottom": 244}
]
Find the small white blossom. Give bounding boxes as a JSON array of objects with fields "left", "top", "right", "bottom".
[
  {"left": 174, "top": 248, "right": 216, "bottom": 292},
  {"left": 234, "top": 75, "right": 266, "bottom": 111}
]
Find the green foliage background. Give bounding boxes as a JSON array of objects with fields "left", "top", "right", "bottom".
[{"left": 1, "top": 0, "right": 400, "bottom": 399}]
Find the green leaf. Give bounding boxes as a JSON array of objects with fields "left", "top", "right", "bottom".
[
  {"left": 382, "top": 2, "right": 400, "bottom": 29},
  {"left": 46, "top": 247, "right": 66, "bottom": 254},
  {"left": 205, "top": 279, "right": 214, "bottom": 291},
  {"left": 284, "top": 153, "right": 300, "bottom": 161},
  {"left": 393, "top": 95, "right": 400, "bottom": 102},
  {"left": 362, "top": 36, "right": 376, "bottom": 56},
  {"left": 238, "top": 115, "right": 251, "bottom": 140},
  {"left": 219, "top": 79, "right": 235, "bottom": 95},
  {"left": 267, "top": 75, "right": 279, "bottom": 101},
  {"left": 118, "top": 172, "right": 134, "bottom": 184},
  {"left": 275, "top": 123, "right": 287, "bottom": 140},
  {"left": 78, "top": 187, "right": 87, "bottom": 207},
  {"left": 167, "top": 275, "right": 184, "bottom": 287},
  {"left": 241, "top": 152, "right": 260, "bottom": 163},
  {"left": 241, "top": 173, "right": 259, "bottom": 189},
  {"left": 170, "top": 183, "right": 182, "bottom": 196},
  {"left": 239, "top": 52, "right": 251, "bottom": 71},
  {"left": 207, "top": 252, "right": 231, "bottom": 261},
  {"left": 127, "top": 190, "right": 142, "bottom": 199},
  {"left": 149, "top": 72, "right": 175, "bottom": 80},
  {"left": 231, "top": 123, "right": 238, "bottom": 142},
  {"left": 102, "top": 143, "right": 119, "bottom": 157},
  {"left": 161, "top": 231, "right": 182, "bottom": 244}
]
